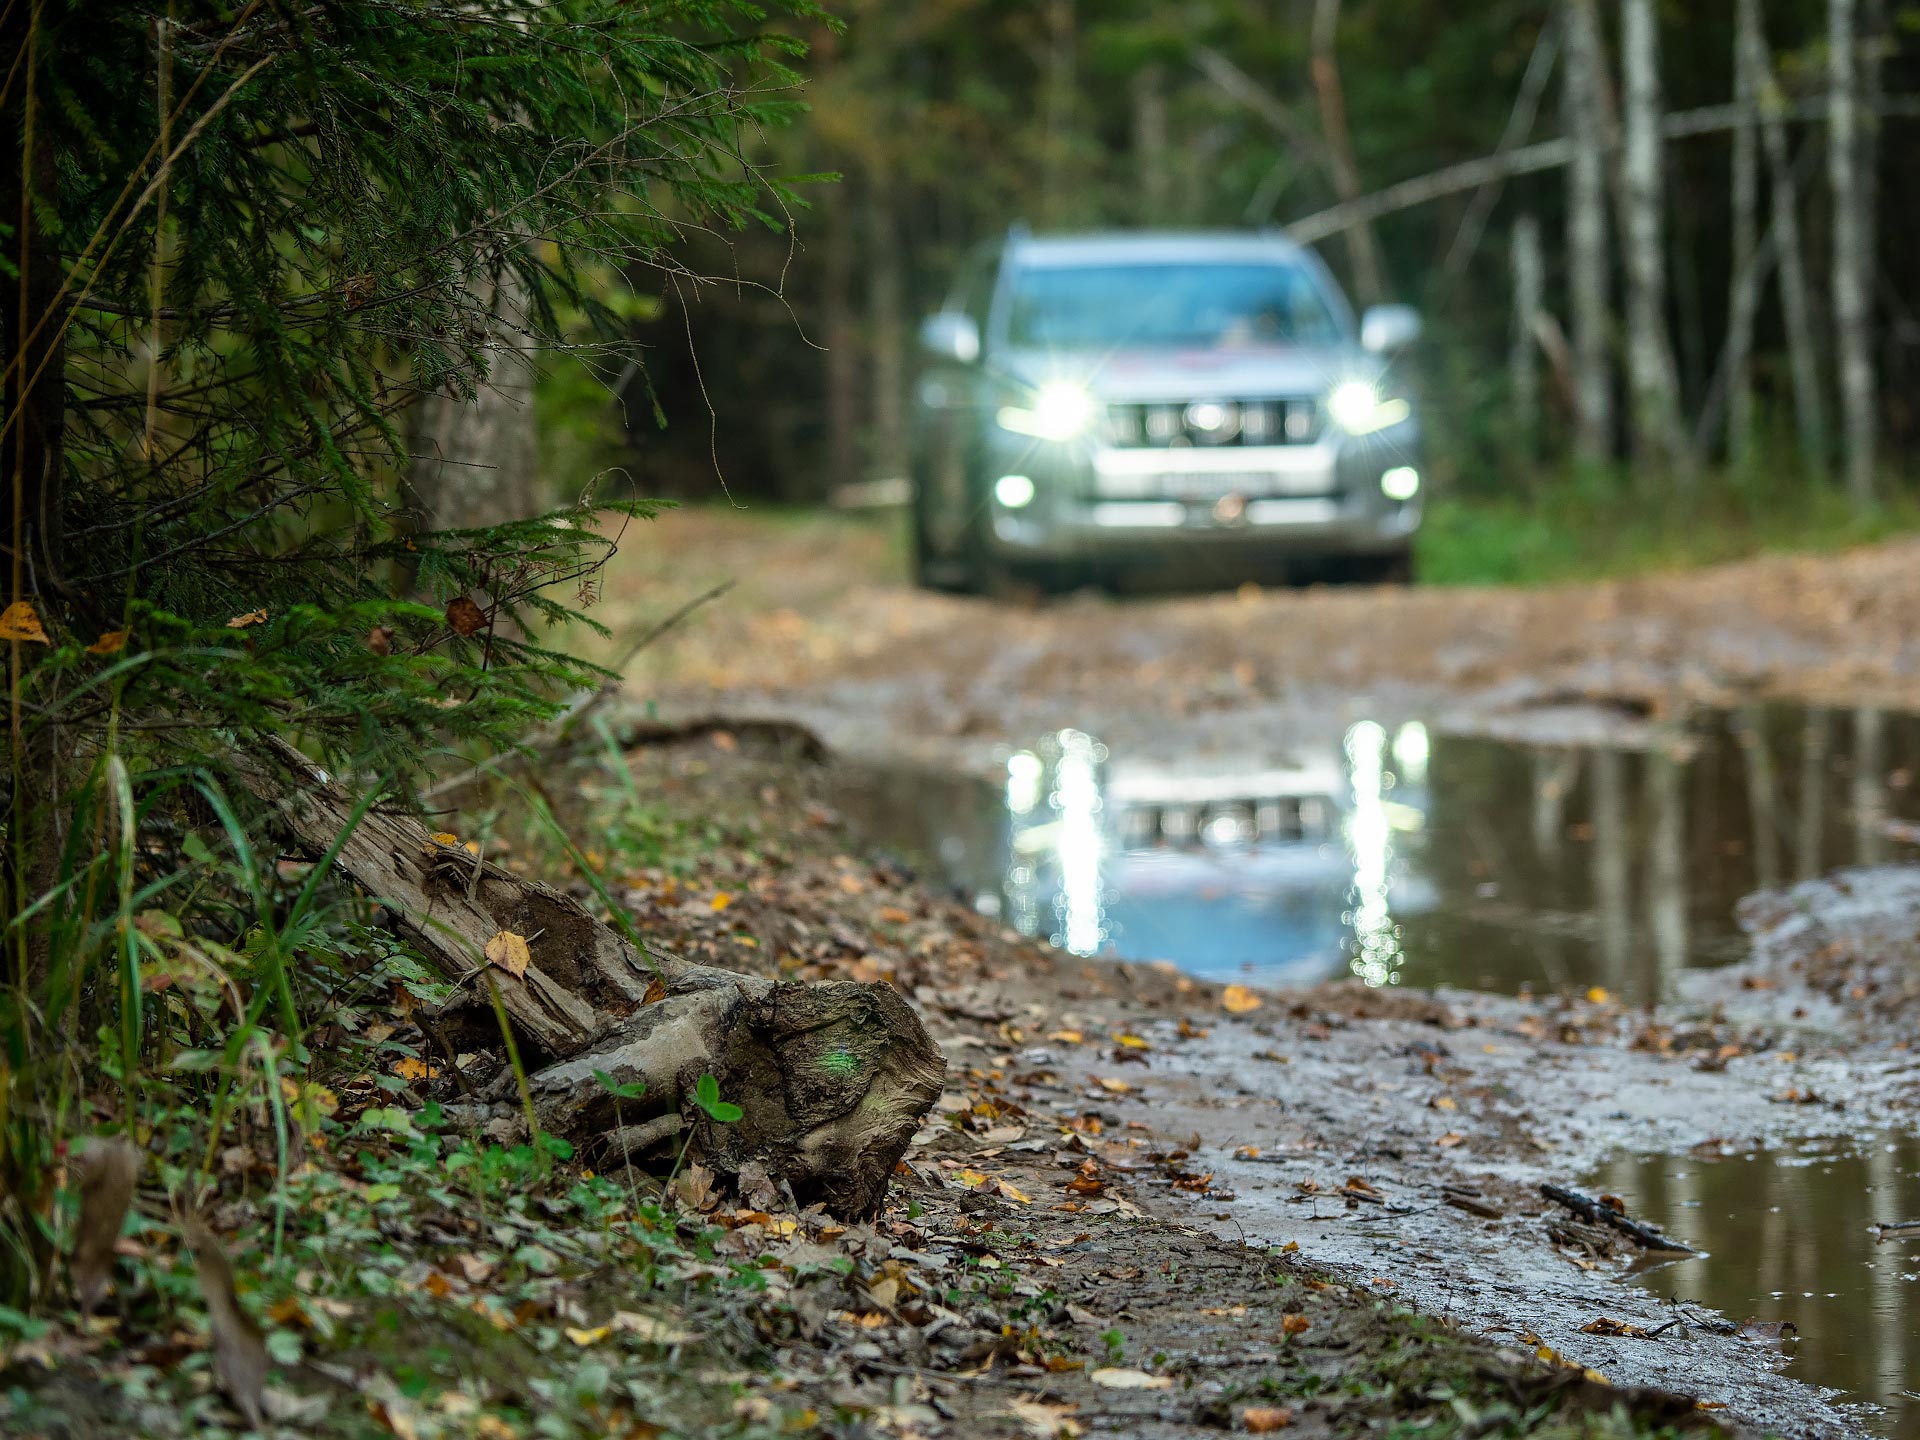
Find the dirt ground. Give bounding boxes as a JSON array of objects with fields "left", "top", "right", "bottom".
[{"left": 591, "top": 506, "right": 1920, "bottom": 764}]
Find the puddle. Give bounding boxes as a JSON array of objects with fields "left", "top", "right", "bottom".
[
  {"left": 836, "top": 705, "right": 1920, "bottom": 1000},
  {"left": 1592, "top": 1136, "right": 1920, "bottom": 1436}
]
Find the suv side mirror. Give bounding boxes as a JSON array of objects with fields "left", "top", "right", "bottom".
[
  {"left": 919, "top": 312, "right": 981, "bottom": 365},
  {"left": 1359, "top": 305, "right": 1422, "bottom": 354}
]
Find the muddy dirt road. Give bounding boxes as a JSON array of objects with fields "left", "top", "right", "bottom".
[
  {"left": 600, "top": 507, "right": 1920, "bottom": 764},
  {"left": 588, "top": 511, "right": 1920, "bottom": 1435}
]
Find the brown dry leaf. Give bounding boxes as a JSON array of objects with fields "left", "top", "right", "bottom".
[
  {"left": 1435, "top": 1131, "right": 1465, "bottom": 1147},
  {"left": 1088, "top": 1367, "right": 1172, "bottom": 1390},
  {"left": 0, "top": 600, "right": 50, "bottom": 644},
  {"left": 674, "top": 1162, "right": 717, "bottom": 1212},
  {"left": 483, "top": 930, "right": 531, "bottom": 980},
  {"left": 1047, "top": 1030, "right": 1084, "bottom": 1045},
  {"left": 1280, "top": 1313, "right": 1310, "bottom": 1335},
  {"left": 445, "top": 596, "right": 487, "bottom": 636},
  {"left": 225, "top": 608, "right": 267, "bottom": 629},
  {"left": 1244, "top": 1406, "right": 1294, "bottom": 1433},
  {"left": 642, "top": 975, "right": 669, "bottom": 1006},
  {"left": 610, "top": 1310, "right": 698, "bottom": 1345},
  {"left": 185, "top": 1219, "right": 268, "bottom": 1428},
  {"left": 366, "top": 626, "right": 394, "bottom": 656},
  {"left": 1094, "top": 1076, "right": 1132, "bottom": 1094},
  {"left": 1221, "top": 984, "right": 1261, "bottom": 1014},
  {"left": 69, "top": 1138, "right": 140, "bottom": 1314},
  {"left": 87, "top": 629, "right": 129, "bottom": 656},
  {"left": 1579, "top": 1316, "right": 1652, "bottom": 1338},
  {"left": 1006, "top": 1398, "right": 1083, "bottom": 1438}
]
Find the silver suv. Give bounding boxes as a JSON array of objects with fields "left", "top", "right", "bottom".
[{"left": 910, "top": 229, "right": 1425, "bottom": 591}]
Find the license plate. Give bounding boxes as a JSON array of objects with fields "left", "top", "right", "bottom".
[{"left": 1150, "top": 471, "right": 1319, "bottom": 499}]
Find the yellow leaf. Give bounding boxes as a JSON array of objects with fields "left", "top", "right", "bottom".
[
  {"left": 0, "top": 600, "right": 49, "bottom": 644},
  {"left": 1113, "top": 1033, "right": 1151, "bottom": 1050},
  {"left": 430, "top": 831, "right": 460, "bottom": 846},
  {"left": 225, "top": 608, "right": 267, "bottom": 629},
  {"left": 564, "top": 1325, "right": 610, "bottom": 1347},
  {"left": 1095, "top": 1076, "right": 1132, "bottom": 1094},
  {"left": 1222, "top": 984, "right": 1262, "bottom": 1014},
  {"left": 1279, "top": 1240, "right": 1299, "bottom": 1252},
  {"left": 1436, "top": 1131, "right": 1465, "bottom": 1147},
  {"left": 710, "top": 892, "right": 732, "bottom": 912},
  {"left": 1047, "top": 1030, "right": 1084, "bottom": 1045},
  {"left": 393, "top": 1057, "right": 437, "bottom": 1082},
  {"left": 1088, "top": 1368, "right": 1172, "bottom": 1390},
  {"left": 484, "top": 930, "right": 531, "bottom": 980},
  {"left": 1281, "top": 1313, "right": 1310, "bottom": 1335},
  {"left": 1586, "top": 986, "right": 1611, "bottom": 1005},
  {"left": 999, "top": 1181, "right": 1033, "bottom": 1205},
  {"left": 955, "top": 1169, "right": 991, "bottom": 1189},
  {"left": 87, "top": 629, "right": 128, "bottom": 655}
]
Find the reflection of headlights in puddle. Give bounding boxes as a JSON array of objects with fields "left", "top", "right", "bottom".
[
  {"left": 1054, "top": 731, "right": 1107, "bottom": 955},
  {"left": 1345, "top": 720, "right": 1404, "bottom": 986}
]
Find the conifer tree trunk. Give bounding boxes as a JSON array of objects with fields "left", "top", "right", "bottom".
[
  {"left": 1562, "top": 0, "right": 1613, "bottom": 462},
  {"left": 409, "top": 264, "right": 541, "bottom": 531},
  {"left": 863, "top": 167, "right": 908, "bottom": 483},
  {"left": 1829, "top": 0, "right": 1876, "bottom": 505},
  {"left": 1619, "top": 0, "right": 1688, "bottom": 471},
  {"left": 1726, "top": 0, "right": 1762, "bottom": 466},
  {"left": 1132, "top": 64, "right": 1170, "bottom": 225},
  {"left": 821, "top": 179, "right": 859, "bottom": 490},
  {"left": 1310, "top": 0, "right": 1387, "bottom": 306}
]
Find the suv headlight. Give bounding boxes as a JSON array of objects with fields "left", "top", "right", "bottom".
[
  {"left": 997, "top": 381, "right": 1098, "bottom": 441},
  {"left": 1327, "top": 379, "right": 1411, "bottom": 436}
]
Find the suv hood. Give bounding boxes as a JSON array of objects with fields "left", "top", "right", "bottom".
[{"left": 994, "top": 344, "right": 1374, "bottom": 403}]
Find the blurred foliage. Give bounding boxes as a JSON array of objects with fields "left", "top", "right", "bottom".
[{"left": 598, "top": 0, "right": 1920, "bottom": 505}]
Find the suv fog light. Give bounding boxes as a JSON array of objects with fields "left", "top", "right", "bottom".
[
  {"left": 994, "top": 474, "right": 1036, "bottom": 508},
  {"left": 1381, "top": 466, "right": 1420, "bottom": 501}
]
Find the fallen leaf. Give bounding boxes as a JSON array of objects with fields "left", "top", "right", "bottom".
[
  {"left": 1047, "top": 1030, "right": 1084, "bottom": 1045},
  {"left": 225, "top": 608, "right": 267, "bottom": 629},
  {"left": 1281, "top": 1313, "right": 1309, "bottom": 1335},
  {"left": 0, "top": 599, "right": 50, "bottom": 644},
  {"left": 392, "top": 1057, "right": 437, "bottom": 1082},
  {"left": 1586, "top": 986, "right": 1612, "bottom": 1005},
  {"left": 1221, "top": 984, "right": 1262, "bottom": 1014},
  {"left": 1113, "top": 1033, "right": 1151, "bottom": 1050},
  {"left": 674, "top": 1162, "right": 717, "bottom": 1212},
  {"left": 1233, "top": 1145, "right": 1262, "bottom": 1160},
  {"left": 1244, "top": 1407, "right": 1293, "bottom": 1433},
  {"left": 1435, "top": 1132, "right": 1465, "bottom": 1147},
  {"left": 445, "top": 596, "right": 487, "bottom": 636},
  {"left": 1094, "top": 1077, "right": 1132, "bottom": 1094},
  {"left": 565, "top": 1325, "right": 610, "bottom": 1347},
  {"left": 999, "top": 1181, "right": 1034, "bottom": 1205},
  {"left": 69, "top": 1138, "right": 140, "bottom": 1313},
  {"left": 87, "top": 629, "right": 128, "bottom": 655},
  {"left": 710, "top": 892, "right": 733, "bottom": 912},
  {"left": 1580, "top": 1317, "right": 1652, "bottom": 1338},
  {"left": 610, "top": 1310, "right": 697, "bottom": 1345},
  {"left": 1088, "top": 1367, "right": 1172, "bottom": 1390},
  {"left": 185, "top": 1220, "right": 268, "bottom": 1428},
  {"left": 1005, "top": 1397, "right": 1083, "bottom": 1439},
  {"left": 483, "top": 930, "right": 531, "bottom": 980}
]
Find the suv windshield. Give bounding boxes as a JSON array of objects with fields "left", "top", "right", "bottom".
[{"left": 1004, "top": 261, "right": 1344, "bottom": 350}]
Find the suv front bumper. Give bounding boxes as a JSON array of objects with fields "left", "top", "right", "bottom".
[{"left": 981, "top": 427, "right": 1423, "bottom": 563}]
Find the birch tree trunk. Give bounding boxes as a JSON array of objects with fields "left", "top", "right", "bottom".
[
  {"left": 1739, "top": 6, "right": 1826, "bottom": 471},
  {"left": 1563, "top": 0, "right": 1613, "bottom": 462},
  {"left": 1619, "top": 0, "right": 1688, "bottom": 471},
  {"left": 1726, "top": 0, "right": 1762, "bottom": 466},
  {"left": 1830, "top": 0, "right": 1876, "bottom": 505},
  {"left": 1510, "top": 214, "right": 1544, "bottom": 460},
  {"left": 409, "top": 264, "right": 540, "bottom": 532},
  {"left": 1310, "top": 0, "right": 1387, "bottom": 306}
]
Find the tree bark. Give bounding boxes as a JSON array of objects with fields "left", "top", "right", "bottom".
[
  {"left": 1442, "top": 9, "right": 1560, "bottom": 283},
  {"left": 863, "top": 166, "right": 908, "bottom": 483},
  {"left": 243, "top": 742, "right": 945, "bottom": 1218},
  {"left": 820, "top": 175, "right": 859, "bottom": 491},
  {"left": 1619, "top": 0, "right": 1688, "bottom": 471},
  {"left": 1510, "top": 214, "right": 1544, "bottom": 461},
  {"left": 1309, "top": 0, "right": 1387, "bottom": 306},
  {"left": 1131, "top": 63, "right": 1170, "bottom": 226},
  {"left": 1740, "top": 7, "right": 1826, "bottom": 471},
  {"left": 1829, "top": 0, "right": 1876, "bottom": 505},
  {"left": 1562, "top": 0, "right": 1614, "bottom": 462},
  {"left": 408, "top": 262, "right": 541, "bottom": 532},
  {"left": 1039, "top": 0, "right": 1076, "bottom": 229},
  {"left": 1726, "top": 0, "right": 1762, "bottom": 466}
]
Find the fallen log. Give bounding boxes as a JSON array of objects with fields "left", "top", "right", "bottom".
[
  {"left": 1540, "top": 1183, "right": 1697, "bottom": 1253},
  {"left": 241, "top": 741, "right": 945, "bottom": 1218}
]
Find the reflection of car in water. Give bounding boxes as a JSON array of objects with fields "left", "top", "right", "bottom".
[
  {"left": 998, "top": 726, "right": 1434, "bottom": 985},
  {"left": 911, "top": 229, "right": 1427, "bottom": 593}
]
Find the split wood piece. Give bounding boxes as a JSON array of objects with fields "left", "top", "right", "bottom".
[
  {"left": 240, "top": 740, "right": 945, "bottom": 1218},
  {"left": 1539, "top": 1183, "right": 1697, "bottom": 1253}
]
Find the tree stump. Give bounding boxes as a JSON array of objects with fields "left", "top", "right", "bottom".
[{"left": 245, "top": 742, "right": 945, "bottom": 1218}]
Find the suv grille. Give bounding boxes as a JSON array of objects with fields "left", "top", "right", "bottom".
[{"left": 1105, "top": 398, "right": 1321, "bottom": 448}]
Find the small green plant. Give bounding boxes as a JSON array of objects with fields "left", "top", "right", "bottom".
[
  {"left": 1101, "top": 1327, "right": 1126, "bottom": 1365},
  {"left": 693, "top": 1073, "right": 743, "bottom": 1124}
]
